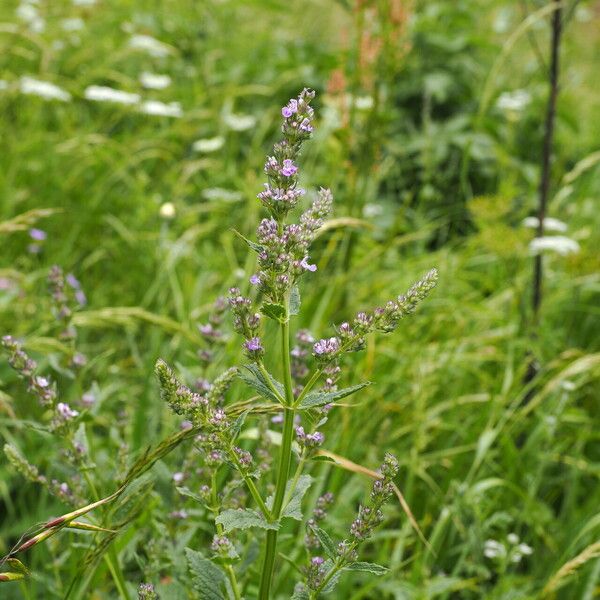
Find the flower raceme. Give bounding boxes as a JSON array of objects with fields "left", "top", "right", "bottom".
[{"left": 151, "top": 89, "right": 438, "bottom": 598}]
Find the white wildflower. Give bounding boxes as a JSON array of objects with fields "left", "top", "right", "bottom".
[
  {"left": 139, "top": 72, "right": 171, "bottom": 90},
  {"left": 20, "top": 76, "right": 71, "bottom": 102},
  {"left": 61, "top": 18, "right": 85, "bottom": 31},
  {"left": 223, "top": 113, "right": 256, "bottom": 131},
  {"left": 507, "top": 533, "right": 520, "bottom": 545},
  {"left": 84, "top": 85, "right": 140, "bottom": 105},
  {"left": 159, "top": 202, "right": 176, "bottom": 219},
  {"left": 484, "top": 539, "right": 506, "bottom": 559},
  {"left": 363, "top": 203, "right": 383, "bottom": 218},
  {"left": 497, "top": 90, "right": 531, "bottom": 113},
  {"left": 128, "top": 34, "right": 171, "bottom": 58},
  {"left": 518, "top": 543, "right": 534, "bottom": 555},
  {"left": 510, "top": 551, "right": 523, "bottom": 563},
  {"left": 192, "top": 136, "right": 225, "bottom": 153},
  {"left": 139, "top": 100, "right": 182, "bottom": 118},
  {"left": 16, "top": 2, "right": 45, "bottom": 33},
  {"left": 522, "top": 216, "right": 567, "bottom": 232},
  {"left": 354, "top": 95, "right": 374, "bottom": 110},
  {"left": 529, "top": 235, "right": 580, "bottom": 256}
]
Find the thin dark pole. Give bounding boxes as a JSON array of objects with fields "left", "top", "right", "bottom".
[{"left": 532, "top": 0, "right": 562, "bottom": 323}]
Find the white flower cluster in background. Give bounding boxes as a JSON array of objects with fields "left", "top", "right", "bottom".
[
  {"left": 484, "top": 533, "right": 533, "bottom": 564},
  {"left": 524, "top": 216, "right": 580, "bottom": 256},
  {"left": 496, "top": 89, "right": 531, "bottom": 113},
  {"left": 20, "top": 77, "right": 71, "bottom": 102}
]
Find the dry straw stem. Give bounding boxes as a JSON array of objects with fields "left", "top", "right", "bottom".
[
  {"left": 542, "top": 541, "right": 600, "bottom": 596},
  {"left": 316, "top": 448, "right": 432, "bottom": 553},
  {"left": 0, "top": 208, "right": 61, "bottom": 235}
]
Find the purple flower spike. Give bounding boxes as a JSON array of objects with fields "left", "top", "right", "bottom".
[{"left": 29, "top": 228, "right": 47, "bottom": 241}]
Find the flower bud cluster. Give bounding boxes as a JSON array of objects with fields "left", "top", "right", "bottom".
[
  {"left": 211, "top": 534, "right": 235, "bottom": 558},
  {"left": 258, "top": 88, "right": 315, "bottom": 219},
  {"left": 305, "top": 492, "right": 335, "bottom": 549},
  {"left": 295, "top": 425, "right": 324, "bottom": 449},
  {"left": 48, "top": 266, "right": 86, "bottom": 341},
  {"left": 310, "top": 270, "right": 438, "bottom": 366},
  {"left": 227, "top": 288, "right": 263, "bottom": 361},
  {"left": 349, "top": 453, "right": 398, "bottom": 544},
  {"left": 252, "top": 188, "right": 332, "bottom": 303},
  {"left": 305, "top": 555, "right": 327, "bottom": 591},
  {"left": 138, "top": 583, "right": 157, "bottom": 600},
  {"left": 2, "top": 336, "right": 57, "bottom": 406}
]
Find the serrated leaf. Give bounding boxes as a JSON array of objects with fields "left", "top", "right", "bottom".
[
  {"left": 309, "top": 524, "right": 337, "bottom": 560},
  {"left": 344, "top": 561, "right": 388, "bottom": 575},
  {"left": 261, "top": 302, "right": 286, "bottom": 323},
  {"left": 231, "top": 410, "right": 250, "bottom": 440},
  {"left": 232, "top": 229, "right": 264, "bottom": 254},
  {"left": 322, "top": 565, "right": 340, "bottom": 593},
  {"left": 291, "top": 583, "right": 310, "bottom": 599},
  {"left": 185, "top": 548, "right": 226, "bottom": 600},
  {"left": 176, "top": 486, "right": 205, "bottom": 503},
  {"left": 215, "top": 508, "right": 279, "bottom": 533},
  {"left": 238, "top": 364, "right": 284, "bottom": 404},
  {"left": 282, "top": 475, "right": 313, "bottom": 520},
  {"left": 298, "top": 382, "right": 371, "bottom": 409},
  {"left": 289, "top": 286, "right": 301, "bottom": 315}
]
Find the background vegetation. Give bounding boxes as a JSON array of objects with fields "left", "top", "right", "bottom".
[{"left": 1, "top": 0, "right": 599, "bottom": 598}]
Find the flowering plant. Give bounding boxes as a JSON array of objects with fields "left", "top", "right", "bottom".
[{"left": 1, "top": 88, "right": 437, "bottom": 598}]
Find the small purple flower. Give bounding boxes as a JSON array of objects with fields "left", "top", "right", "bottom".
[
  {"left": 29, "top": 228, "right": 47, "bottom": 241},
  {"left": 181, "top": 420, "right": 193, "bottom": 430},
  {"left": 172, "top": 472, "right": 185, "bottom": 484},
  {"left": 281, "top": 159, "right": 298, "bottom": 177},
  {"left": 300, "top": 256, "right": 317, "bottom": 272},
  {"left": 313, "top": 337, "right": 340, "bottom": 358},
  {"left": 72, "top": 352, "right": 87, "bottom": 367},
  {"left": 57, "top": 402, "right": 79, "bottom": 420},
  {"left": 244, "top": 337, "right": 264, "bottom": 359},
  {"left": 311, "top": 556, "right": 324, "bottom": 566},
  {"left": 81, "top": 391, "right": 95, "bottom": 406},
  {"left": 75, "top": 289, "right": 87, "bottom": 306},
  {"left": 250, "top": 273, "right": 261, "bottom": 285},
  {"left": 66, "top": 273, "right": 81, "bottom": 289}
]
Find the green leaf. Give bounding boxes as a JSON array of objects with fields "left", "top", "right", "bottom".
[
  {"left": 185, "top": 548, "right": 226, "bottom": 600},
  {"left": 310, "top": 455, "right": 336, "bottom": 464},
  {"left": 231, "top": 410, "right": 250, "bottom": 440},
  {"left": 231, "top": 229, "right": 264, "bottom": 254},
  {"left": 322, "top": 566, "right": 341, "bottom": 593},
  {"left": 309, "top": 524, "right": 337, "bottom": 560},
  {"left": 298, "top": 382, "right": 371, "bottom": 409},
  {"left": 176, "top": 486, "right": 205, "bottom": 503},
  {"left": 238, "top": 364, "right": 284, "bottom": 404},
  {"left": 344, "top": 562, "right": 389, "bottom": 575},
  {"left": 289, "top": 285, "right": 301, "bottom": 315},
  {"left": 261, "top": 302, "right": 286, "bottom": 323},
  {"left": 282, "top": 475, "right": 313, "bottom": 520},
  {"left": 215, "top": 508, "right": 279, "bottom": 533},
  {"left": 291, "top": 583, "right": 310, "bottom": 599}
]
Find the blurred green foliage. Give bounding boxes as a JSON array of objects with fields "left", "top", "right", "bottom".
[{"left": 0, "top": 0, "right": 599, "bottom": 598}]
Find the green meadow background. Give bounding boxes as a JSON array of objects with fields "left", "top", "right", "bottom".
[{"left": 1, "top": 0, "right": 599, "bottom": 598}]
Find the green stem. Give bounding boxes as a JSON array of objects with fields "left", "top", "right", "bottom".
[
  {"left": 211, "top": 473, "right": 242, "bottom": 600},
  {"left": 81, "top": 466, "right": 131, "bottom": 600},
  {"left": 228, "top": 446, "right": 271, "bottom": 518},
  {"left": 258, "top": 314, "right": 296, "bottom": 599},
  {"left": 258, "top": 360, "right": 286, "bottom": 405}
]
